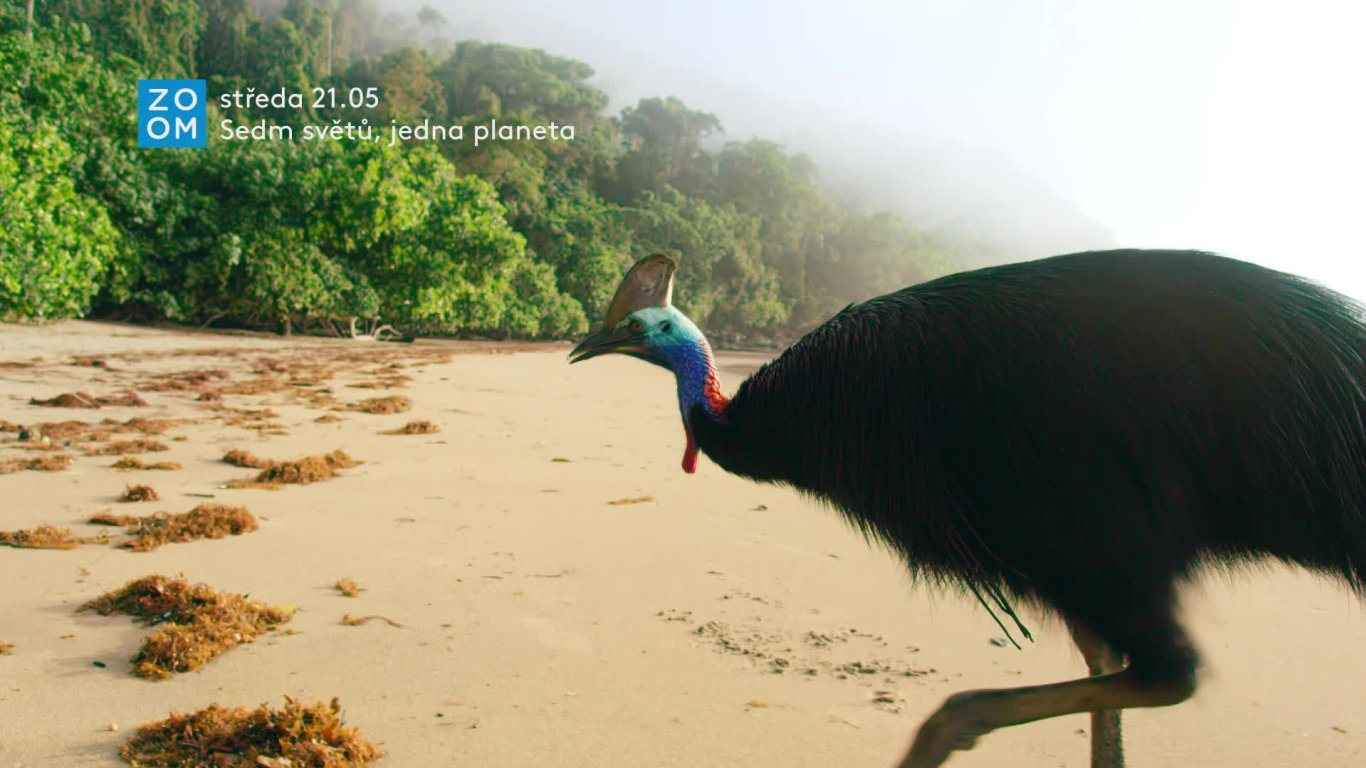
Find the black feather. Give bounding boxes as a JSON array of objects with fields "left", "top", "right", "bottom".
[{"left": 689, "top": 248, "right": 1366, "bottom": 681}]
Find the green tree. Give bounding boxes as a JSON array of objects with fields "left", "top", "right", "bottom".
[
  {"left": 377, "top": 46, "right": 439, "bottom": 123},
  {"left": 621, "top": 186, "right": 785, "bottom": 330},
  {"left": 38, "top": 0, "right": 206, "bottom": 78},
  {"left": 435, "top": 41, "right": 608, "bottom": 127},
  {"left": 607, "top": 96, "right": 721, "bottom": 202},
  {"left": 0, "top": 113, "right": 123, "bottom": 320}
]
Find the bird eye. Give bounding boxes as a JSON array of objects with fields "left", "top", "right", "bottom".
[
  {"left": 629, "top": 319, "right": 644, "bottom": 333},
  {"left": 660, "top": 321, "right": 673, "bottom": 334}
]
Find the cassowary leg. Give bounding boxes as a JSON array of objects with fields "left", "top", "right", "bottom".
[
  {"left": 1068, "top": 619, "right": 1127, "bottom": 768},
  {"left": 894, "top": 616, "right": 1197, "bottom": 768}
]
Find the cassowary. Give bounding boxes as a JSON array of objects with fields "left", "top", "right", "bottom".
[{"left": 568, "top": 249, "right": 1366, "bottom": 768}]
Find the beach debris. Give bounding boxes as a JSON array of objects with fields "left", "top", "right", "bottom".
[
  {"left": 378, "top": 419, "right": 438, "bottom": 435},
  {"left": 348, "top": 371, "right": 413, "bottom": 390},
  {"left": 117, "top": 504, "right": 259, "bottom": 552},
  {"left": 348, "top": 395, "right": 411, "bottom": 414},
  {"left": 315, "top": 414, "right": 342, "bottom": 424},
  {"left": 341, "top": 614, "right": 402, "bottom": 628},
  {"left": 29, "top": 390, "right": 146, "bottom": 408},
  {"left": 78, "top": 574, "right": 293, "bottom": 679},
  {"left": 7, "top": 417, "right": 178, "bottom": 448},
  {"left": 221, "top": 448, "right": 272, "bottom": 468},
  {"left": 220, "top": 378, "right": 288, "bottom": 396},
  {"left": 90, "top": 511, "right": 140, "bottom": 526},
  {"left": 86, "top": 438, "right": 170, "bottom": 456},
  {"left": 111, "top": 456, "right": 181, "bottom": 471},
  {"left": 210, "top": 405, "right": 284, "bottom": 431},
  {"left": 137, "top": 368, "right": 229, "bottom": 393},
  {"left": 29, "top": 392, "right": 101, "bottom": 408},
  {"left": 607, "top": 496, "right": 654, "bottom": 505},
  {"left": 0, "top": 641, "right": 13, "bottom": 654},
  {"left": 334, "top": 577, "right": 364, "bottom": 597},
  {"left": 226, "top": 450, "right": 361, "bottom": 489},
  {"left": 0, "top": 454, "right": 73, "bottom": 473},
  {"left": 118, "top": 417, "right": 178, "bottom": 435},
  {"left": 0, "top": 524, "right": 86, "bottom": 549},
  {"left": 118, "top": 697, "right": 382, "bottom": 768},
  {"left": 17, "top": 425, "right": 47, "bottom": 444},
  {"left": 120, "top": 485, "right": 160, "bottom": 503}
]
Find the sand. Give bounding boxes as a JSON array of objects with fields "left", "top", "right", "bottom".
[{"left": 0, "top": 319, "right": 1364, "bottom": 767}]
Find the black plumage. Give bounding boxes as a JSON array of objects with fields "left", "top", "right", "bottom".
[
  {"left": 694, "top": 246, "right": 1366, "bottom": 634},
  {"left": 574, "top": 248, "right": 1366, "bottom": 767}
]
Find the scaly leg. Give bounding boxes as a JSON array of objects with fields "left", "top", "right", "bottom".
[
  {"left": 894, "top": 622, "right": 1197, "bottom": 768},
  {"left": 1069, "top": 619, "right": 1127, "bottom": 768}
]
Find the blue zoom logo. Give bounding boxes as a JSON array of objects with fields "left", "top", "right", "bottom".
[{"left": 138, "top": 79, "right": 207, "bottom": 148}]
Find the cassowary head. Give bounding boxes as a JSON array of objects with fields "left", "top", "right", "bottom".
[
  {"left": 568, "top": 254, "right": 727, "bottom": 474},
  {"left": 567, "top": 254, "right": 706, "bottom": 371}
]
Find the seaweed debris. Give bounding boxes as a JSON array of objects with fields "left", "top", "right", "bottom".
[
  {"left": 0, "top": 524, "right": 86, "bottom": 549},
  {"left": 90, "top": 511, "right": 140, "bottom": 526},
  {"left": 86, "top": 439, "right": 170, "bottom": 456},
  {"left": 120, "top": 504, "right": 259, "bottom": 552},
  {"left": 378, "top": 420, "right": 438, "bottom": 435},
  {"left": 334, "top": 577, "right": 364, "bottom": 597},
  {"left": 111, "top": 456, "right": 182, "bottom": 471},
  {"left": 118, "top": 696, "right": 382, "bottom": 768},
  {"left": 120, "top": 485, "right": 160, "bottom": 503},
  {"left": 348, "top": 395, "right": 411, "bottom": 414},
  {"left": 29, "top": 390, "right": 146, "bottom": 408},
  {"left": 226, "top": 450, "right": 361, "bottom": 488},
  {"left": 78, "top": 574, "right": 293, "bottom": 679},
  {"left": 0, "top": 454, "right": 74, "bottom": 473}
]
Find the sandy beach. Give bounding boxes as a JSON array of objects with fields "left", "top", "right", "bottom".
[{"left": 1, "top": 320, "right": 1363, "bottom": 767}]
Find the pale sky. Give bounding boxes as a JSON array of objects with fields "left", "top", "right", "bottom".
[{"left": 423, "top": 0, "right": 1366, "bottom": 297}]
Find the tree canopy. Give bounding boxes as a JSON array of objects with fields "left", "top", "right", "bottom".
[{"left": 0, "top": 0, "right": 970, "bottom": 342}]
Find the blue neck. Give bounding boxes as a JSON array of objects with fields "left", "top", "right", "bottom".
[{"left": 662, "top": 337, "right": 721, "bottom": 423}]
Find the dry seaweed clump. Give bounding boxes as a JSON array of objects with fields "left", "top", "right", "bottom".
[
  {"left": 111, "top": 456, "right": 182, "bottom": 471},
  {"left": 0, "top": 454, "right": 74, "bottom": 473},
  {"left": 138, "top": 368, "right": 229, "bottom": 393},
  {"left": 118, "top": 697, "right": 382, "bottom": 768},
  {"left": 0, "top": 524, "right": 85, "bottom": 549},
  {"left": 379, "top": 420, "right": 438, "bottom": 435},
  {"left": 121, "top": 504, "right": 258, "bottom": 552},
  {"left": 348, "top": 395, "right": 411, "bottom": 414},
  {"left": 221, "top": 448, "right": 272, "bottom": 468},
  {"left": 334, "top": 577, "right": 364, "bottom": 597},
  {"left": 341, "top": 614, "right": 402, "bottom": 628},
  {"left": 78, "top": 574, "right": 293, "bottom": 680},
  {"left": 90, "top": 511, "right": 140, "bottom": 526},
  {"left": 29, "top": 390, "right": 147, "bottom": 408},
  {"left": 228, "top": 450, "right": 361, "bottom": 488},
  {"left": 347, "top": 372, "right": 413, "bottom": 390},
  {"left": 121, "top": 484, "right": 160, "bottom": 503},
  {"left": 87, "top": 438, "right": 171, "bottom": 456}
]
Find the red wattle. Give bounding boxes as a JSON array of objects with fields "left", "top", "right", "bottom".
[{"left": 683, "top": 428, "right": 698, "bottom": 474}]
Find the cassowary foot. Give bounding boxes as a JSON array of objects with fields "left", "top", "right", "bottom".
[
  {"left": 897, "top": 690, "right": 999, "bottom": 768},
  {"left": 893, "top": 663, "right": 1194, "bottom": 768}
]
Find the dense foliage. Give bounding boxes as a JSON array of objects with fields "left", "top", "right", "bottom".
[{"left": 0, "top": 0, "right": 967, "bottom": 340}]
